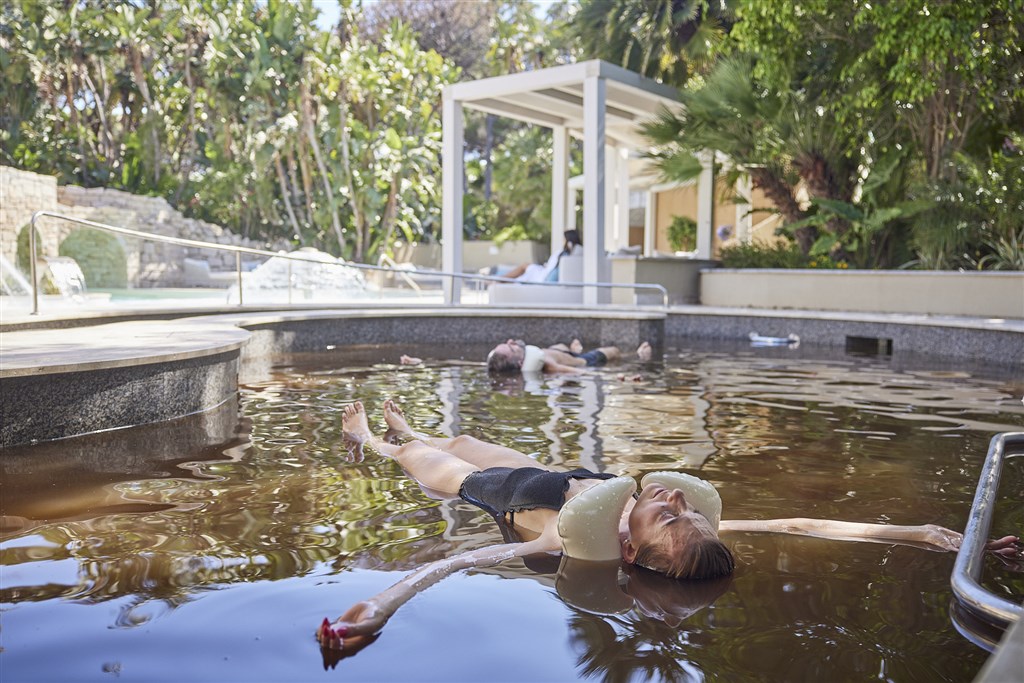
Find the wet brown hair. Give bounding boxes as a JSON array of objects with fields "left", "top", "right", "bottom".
[
  {"left": 633, "top": 535, "right": 735, "bottom": 580},
  {"left": 486, "top": 348, "right": 522, "bottom": 374}
]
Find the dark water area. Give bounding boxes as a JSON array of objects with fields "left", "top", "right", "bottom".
[{"left": 2, "top": 340, "right": 1023, "bottom": 682}]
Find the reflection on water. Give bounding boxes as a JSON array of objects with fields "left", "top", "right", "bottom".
[{"left": 2, "top": 341, "right": 1022, "bottom": 682}]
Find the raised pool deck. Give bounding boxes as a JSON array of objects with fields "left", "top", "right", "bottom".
[{"left": 2, "top": 303, "right": 1021, "bottom": 447}]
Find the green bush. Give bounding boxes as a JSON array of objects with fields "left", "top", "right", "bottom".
[
  {"left": 667, "top": 215, "right": 697, "bottom": 252},
  {"left": 718, "top": 241, "right": 804, "bottom": 268},
  {"left": 718, "top": 240, "right": 852, "bottom": 269},
  {"left": 15, "top": 225, "right": 59, "bottom": 294},
  {"left": 16, "top": 224, "right": 42, "bottom": 273},
  {"left": 59, "top": 229, "right": 128, "bottom": 288}
]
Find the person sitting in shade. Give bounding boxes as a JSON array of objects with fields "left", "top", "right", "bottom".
[
  {"left": 499, "top": 229, "right": 583, "bottom": 283},
  {"left": 315, "top": 400, "right": 1022, "bottom": 655},
  {"left": 486, "top": 338, "right": 653, "bottom": 375}
]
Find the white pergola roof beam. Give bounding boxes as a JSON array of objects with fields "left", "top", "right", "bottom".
[{"left": 465, "top": 98, "right": 568, "bottom": 128}]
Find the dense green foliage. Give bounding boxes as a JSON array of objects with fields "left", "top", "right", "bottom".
[
  {"left": 666, "top": 215, "right": 696, "bottom": 252},
  {"left": 2, "top": 0, "right": 456, "bottom": 260},
  {"left": 591, "top": 0, "right": 1023, "bottom": 269},
  {"left": 5, "top": 0, "right": 1020, "bottom": 269},
  {"left": 1, "top": 0, "right": 580, "bottom": 259}
]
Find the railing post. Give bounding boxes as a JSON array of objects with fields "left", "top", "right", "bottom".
[
  {"left": 236, "top": 252, "right": 243, "bottom": 307},
  {"left": 287, "top": 260, "right": 293, "bottom": 305}
]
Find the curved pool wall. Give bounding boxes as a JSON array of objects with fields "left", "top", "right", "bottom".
[{"left": 0, "top": 305, "right": 1021, "bottom": 447}]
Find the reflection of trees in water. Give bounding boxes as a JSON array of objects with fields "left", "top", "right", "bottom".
[
  {"left": 5, "top": 347, "right": 1022, "bottom": 659},
  {"left": 568, "top": 610, "right": 704, "bottom": 683},
  {"left": 673, "top": 348, "right": 1024, "bottom": 526},
  {"left": 2, "top": 364, "right": 524, "bottom": 612}
]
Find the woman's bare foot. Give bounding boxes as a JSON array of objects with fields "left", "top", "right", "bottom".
[
  {"left": 636, "top": 341, "right": 652, "bottom": 362},
  {"left": 383, "top": 399, "right": 415, "bottom": 436},
  {"left": 569, "top": 339, "right": 584, "bottom": 354},
  {"left": 343, "top": 401, "right": 374, "bottom": 443}
]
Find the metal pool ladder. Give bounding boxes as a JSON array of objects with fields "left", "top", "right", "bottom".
[{"left": 951, "top": 431, "right": 1024, "bottom": 629}]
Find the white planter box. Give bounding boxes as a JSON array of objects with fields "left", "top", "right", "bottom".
[{"left": 701, "top": 269, "right": 1024, "bottom": 319}]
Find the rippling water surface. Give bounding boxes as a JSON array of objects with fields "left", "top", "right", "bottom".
[{"left": 2, "top": 340, "right": 1022, "bottom": 682}]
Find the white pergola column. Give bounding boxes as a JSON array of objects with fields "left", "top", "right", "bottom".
[
  {"left": 582, "top": 75, "right": 606, "bottom": 305},
  {"left": 643, "top": 190, "right": 656, "bottom": 256},
  {"left": 735, "top": 173, "right": 753, "bottom": 243},
  {"left": 551, "top": 126, "right": 569, "bottom": 255},
  {"left": 695, "top": 150, "right": 715, "bottom": 259},
  {"left": 441, "top": 93, "right": 464, "bottom": 304},
  {"left": 616, "top": 146, "right": 630, "bottom": 251},
  {"left": 604, "top": 145, "right": 616, "bottom": 253}
]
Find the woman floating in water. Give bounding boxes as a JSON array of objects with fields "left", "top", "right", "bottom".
[{"left": 318, "top": 400, "right": 1022, "bottom": 653}]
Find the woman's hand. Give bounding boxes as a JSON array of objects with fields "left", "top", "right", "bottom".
[
  {"left": 920, "top": 524, "right": 964, "bottom": 551},
  {"left": 317, "top": 600, "right": 387, "bottom": 655},
  {"left": 920, "top": 527, "right": 1023, "bottom": 559},
  {"left": 985, "top": 535, "right": 1023, "bottom": 558}
]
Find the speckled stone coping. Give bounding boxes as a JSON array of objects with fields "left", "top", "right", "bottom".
[
  {"left": 1, "top": 350, "right": 239, "bottom": 447},
  {"left": 666, "top": 306, "right": 1024, "bottom": 370},
  {"left": 0, "top": 308, "right": 664, "bottom": 447}
]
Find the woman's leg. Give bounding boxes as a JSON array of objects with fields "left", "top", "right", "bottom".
[
  {"left": 344, "top": 402, "right": 478, "bottom": 495},
  {"left": 383, "top": 399, "right": 552, "bottom": 471}
]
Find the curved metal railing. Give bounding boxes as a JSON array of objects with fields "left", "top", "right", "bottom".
[
  {"left": 951, "top": 431, "right": 1024, "bottom": 629},
  {"left": 27, "top": 211, "right": 669, "bottom": 314}
]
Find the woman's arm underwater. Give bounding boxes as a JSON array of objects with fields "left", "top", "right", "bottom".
[
  {"left": 317, "top": 535, "right": 559, "bottom": 652},
  {"left": 719, "top": 518, "right": 1021, "bottom": 555}
]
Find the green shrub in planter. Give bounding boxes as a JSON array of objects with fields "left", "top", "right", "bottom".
[
  {"left": 719, "top": 240, "right": 851, "bottom": 269},
  {"left": 667, "top": 215, "right": 697, "bottom": 252},
  {"left": 719, "top": 241, "right": 805, "bottom": 268}
]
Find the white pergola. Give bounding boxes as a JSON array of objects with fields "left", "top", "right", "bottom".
[{"left": 441, "top": 59, "right": 718, "bottom": 305}]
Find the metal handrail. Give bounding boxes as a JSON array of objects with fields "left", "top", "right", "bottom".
[
  {"left": 27, "top": 211, "right": 669, "bottom": 313},
  {"left": 951, "top": 431, "right": 1024, "bottom": 629}
]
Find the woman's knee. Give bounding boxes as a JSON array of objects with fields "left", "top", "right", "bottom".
[
  {"left": 395, "top": 441, "right": 435, "bottom": 460},
  {"left": 448, "top": 434, "right": 481, "bottom": 450}
]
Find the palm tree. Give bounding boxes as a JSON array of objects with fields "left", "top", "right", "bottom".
[
  {"left": 642, "top": 56, "right": 863, "bottom": 255},
  {"left": 570, "top": 0, "right": 734, "bottom": 86}
]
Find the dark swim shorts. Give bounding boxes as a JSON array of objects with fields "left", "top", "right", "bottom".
[
  {"left": 458, "top": 466, "right": 615, "bottom": 523},
  {"left": 571, "top": 349, "right": 608, "bottom": 367}
]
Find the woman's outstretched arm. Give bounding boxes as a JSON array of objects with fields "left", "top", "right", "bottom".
[
  {"left": 719, "top": 518, "right": 1021, "bottom": 554},
  {"left": 318, "top": 535, "right": 558, "bottom": 653}
]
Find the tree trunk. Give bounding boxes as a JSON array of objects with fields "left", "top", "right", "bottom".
[
  {"left": 295, "top": 131, "right": 315, "bottom": 224},
  {"left": 128, "top": 45, "right": 161, "bottom": 185},
  {"left": 337, "top": 83, "right": 363, "bottom": 260},
  {"left": 301, "top": 84, "right": 346, "bottom": 256},
  {"left": 378, "top": 175, "right": 400, "bottom": 262},
  {"left": 274, "top": 154, "right": 303, "bottom": 242},
  {"left": 285, "top": 148, "right": 308, "bottom": 228},
  {"left": 174, "top": 43, "right": 198, "bottom": 204},
  {"left": 81, "top": 67, "right": 113, "bottom": 176},
  {"left": 749, "top": 167, "right": 816, "bottom": 255},
  {"left": 483, "top": 114, "right": 495, "bottom": 200},
  {"left": 65, "top": 64, "right": 87, "bottom": 184}
]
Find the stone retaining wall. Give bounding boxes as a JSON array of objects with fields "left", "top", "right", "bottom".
[{"left": 1, "top": 165, "right": 282, "bottom": 288}]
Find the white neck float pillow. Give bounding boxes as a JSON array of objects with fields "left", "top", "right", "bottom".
[{"left": 558, "top": 471, "right": 723, "bottom": 561}]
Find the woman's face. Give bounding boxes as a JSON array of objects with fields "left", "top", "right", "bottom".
[{"left": 626, "top": 483, "right": 718, "bottom": 558}]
